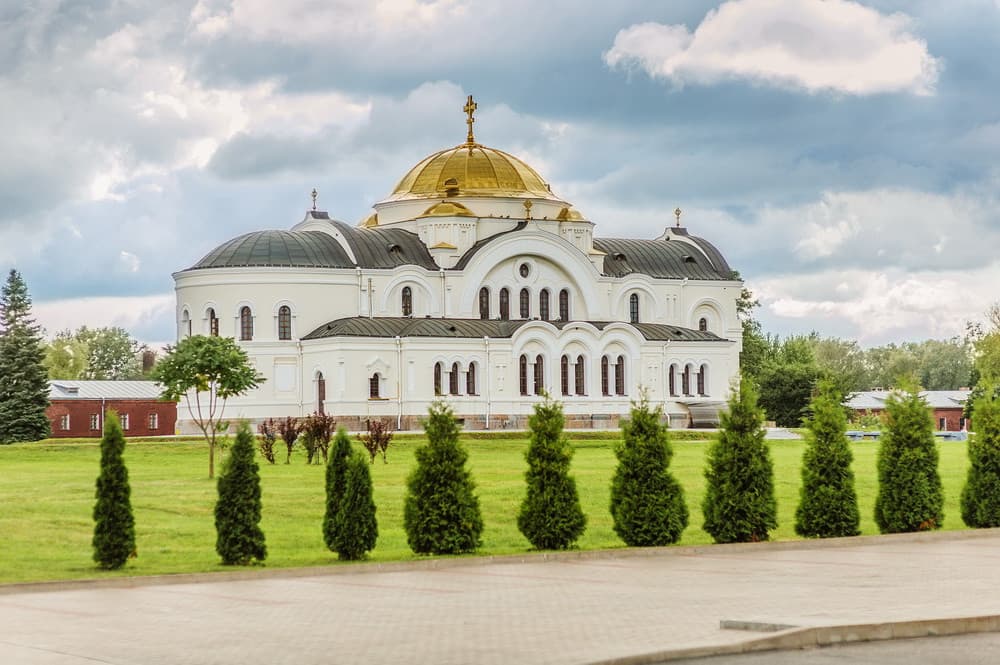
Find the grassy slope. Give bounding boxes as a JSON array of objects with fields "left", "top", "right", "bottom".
[{"left": 0, "top": 435, "right": 970, "bottom": 584}]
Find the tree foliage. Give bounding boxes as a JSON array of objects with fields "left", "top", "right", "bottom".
[
  {"left": 874, "top": 386, "right": 944, "bottom": 533},
  {"left": 609, "top": 396, "right": 687, "bottom": 546},
  {"left": 44, "top": 326, "right": 145, "bottom": 380},
  {"left": 757, "top": 336, "right": 821, "bottom": 427},
  {"left": 277, "top": 416, "right": 300, "bottom": 464},
  {"left": 331, "top": 452, "right": 378, "bottom": 560},
  {"left": 151, "top": 335, "right": 263, "bottom": 477},
  {"left": 92, "top": 411, "right": 136, "bottom": 569},
  {"left": 961, "top": 387, "right": 1000, "bottom": 527},
  {"left": 358, "top": 418, "right": 394, "bottom": 464},
  {"left": 300, "top": 411, "right": 336, "bottom": 464},
  {"left": 257, "top": 419, "right": 277, "bottom": 464},
  {"left": 214, "top": 421, "right": 266, "bottom": 565},
  {"left": 323, "top": 428, "right": 353, "bottom": 552},
  {"left": 795, "top": 380, "right": 860, "bottom": 538},
  {"left": 403, "top": 401, "right": 483, "bottom": 555},
  {"left": 0, "top": 269, "right": 50, "bottom": 444},
  {"left": 703, "top": 380, "right": 777, "bottom": 543},
  {"left": 518, "top": 396, "right": 586, "bottom": 550}
]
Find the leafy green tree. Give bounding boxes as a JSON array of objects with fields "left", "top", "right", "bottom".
[
  {"left": 874, "top": 386, "right": 944, "bottom": 533},
  {"left": 916, "top": 338, "right": 974, "bottom": 391},
  {"left": 214, "top": 421, "right": 266, "bottom": 565},
  {"left": 403, "top": 401, "right": 483, "bottom": 555},
  {"left": 733, "top": 273, "right": 769, "bottom": 380},
  {"left": 0, "top": 269, "right": 50, "bottom": 443},
  {"left": 332, "top": 451, "right": 378, "bottom": 560},
  {"left": 609, "top": 396, "right": 687, "bottom": 546},
  {"left": 518, "top": 396, "right": 586, "bottom": 550},
  {"left": 92, "top": 411, "right": 136, "bottom": 569},
  {"left": 44, "top": 333, "right": 89, "bottom": 379},
  {"left": 151, "top": 335, "right": 263, "bottom": 477},
  {"left": 323, "top": 428, "right": 353, "bottom": 552},
  {"left": 961, "top": 387, "right": 1000, "bottom": 527},
  {"left": 757, "top": 357, "right": 822, "bottom": 426},
  {"left": 77, "top": 326, "right": 144, "bottom": 380},
  {"left": 809, "top": 336, "right": 870, "bottom": 395},
  {"left": 703, "top": 380, "right": 777, "bottom": 543},
  {"left": 795, "top": 380, "right": 860, "bottom": 538}
]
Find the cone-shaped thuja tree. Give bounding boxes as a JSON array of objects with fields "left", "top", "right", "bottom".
[
  {"left": 609, "top": 395, "right": 688, "bottom": 546},
  {"left": 961, "top": 386, "right": 1000, "bottom": 527},
  {"left": 0, "top": 269, "right": 50, "bottom": 444},
  {"left": 703, "top": 380, "right": 777, "bottom": 543},
  {"left": 518, "top": 395, "right": 586, "bottom": 550},
  {"left": 332, "top": 451, "right": 378, "bottom": 560},
  {"left": 404, "top": 401, "right": 483, "bottom": 554},
  {"left": 795, "top": 379, "right": 860, "bottom": 538},
  {"left": 874, "top": 385, "right": 943, "bottom": 533},
  {"left": 323, "top": 427, "right": 353, "bottom": 551},
  {"left": 92, "top": 411, "right": 136, "bottom": 569},
  {"left": 214, "top": 421, "right": 267, "bottom": 565}
]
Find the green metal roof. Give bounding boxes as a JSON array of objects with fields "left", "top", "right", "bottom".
[
  {"left": 190, "top": 230, "right": 355, "bottom": 270},
  {"left": 593, "top": 232, "right": 733, "bottom": 280}
]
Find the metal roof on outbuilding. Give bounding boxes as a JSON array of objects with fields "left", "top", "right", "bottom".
[
  {"left": 49, "top": 381, "right": 164, "bottom": 401},
  {"left": 844, "top": 389, "right": 971, "bottom": 410}
]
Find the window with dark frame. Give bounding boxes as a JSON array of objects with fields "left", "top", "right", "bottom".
[
  {"left": 402, "top": 286, "right": 413, "bottom": 316},
  {"left": 479, "top": 287, "right": 490, "bottom": 319},
  {"left": 682, "top": 366, "right": 691, "bottom": 396},
  {"left": 369, "top": 373, "right": 380, "bottom": 399},
  {"left": 208, "top": 308, "right": 219, "bottom": 336},
  {"left": 699, "top": 317, "right": 708, "bottom": 332},
  {"left": 539, "top": 289, "right": 550, "bottom": 320},
  {"left": 629, "top": 293, "right": 639, "bottom": 324},
  {"left": 575, "top": 355, "right": 586, "bottom": 395},
  {"left": 615, "top": 355, "right": 625, "bottom": 396},
  {"left": 519, "top": 354, "right": 528, "bottom": 395},
  {"left": 669, "top": 365, "right": 677, "bottom": 396},
  {"left": 317, "top": 372, "right": 326, "bottom": 414},
  {"left": 601, "top": 356, "right": 609, "bottom": 396},
  {"left": 534, "top": 355, "right": 545, "bottom": 395},
  {"left": 60, "top": 414, "right": 70, "bottom": 430},
  {"left": 278, "top": 305, "right": 292, "bottom": 340},
  {"left": 466, "top": 363, "right": 477, "bottom": 395},
  {"left": 148, "top": 413, "right": 158, "bottom": 430},
  {"left": 121, "top": 413, "right": 130, "bottom": 430},
  {"left": 697, "top": 364, "right": 706, "bottom": 396},
  {"left": 519, "top": 288, "right": 530, "bottom": 319},
  {"left": 90, "top": 414, "right": 99, "bottom": 430},
  {"left": 450, "top": 362, "right": 460, "bottom": 395},
  {"left": 434, "top": 362, "right": 442, "bottom": 395},
  {"left": 240, "top": 306, "right": 253, "bottom": 341},
  {"left": 559, "top": 289, "right": 569, "bottom": 321},
  {"left": 499, "top": 288, "right": 510, "bottom": 320},
  {"left": 561, "top": 355, "right": 570, "bottom": 396}
]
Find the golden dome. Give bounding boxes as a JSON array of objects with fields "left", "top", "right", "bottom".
[
  {"left": 419, "top": 201, "right": 476, "bottom": 218},
  {"left": 388, "top": 143, "right": 560, "bottom": 202}
]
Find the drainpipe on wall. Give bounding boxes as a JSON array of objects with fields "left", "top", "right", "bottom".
[
  {"left": 297, "top": 340, "right": 304, "bottom": 418},
  {"left": 439, "top": 268, "right": 446, "bottom": 317},
  {"left": 368, "top": 278, "right": 374, "bottom": 319},
  {"left": 395, "top": 336, "right": 403, "bottom": 430},
  {"left": 484, "top": 336, "right": 491, "bottom": 429},
  {"left": 356, "top": 267, "right": 363, "bottom": 317}
]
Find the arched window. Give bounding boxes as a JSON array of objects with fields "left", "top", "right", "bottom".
[
  {"left": 559, "top": 289, "right": 569, "bottom": 321},
  {"left": 479, "top": 287, "right": 490, "bottom": 319},
  {"left": 369, "top": 373, "right": 381, "bottom": 399},
  {"left": 698, "top": 364, "right": 707, "bottom": 396},
  {"left": 560, "top": 355, "right": 570, "bottom": 396},
  {"left": 402, "top": 286, "right": 413, "bottom": 316},
  {"left": 207, "top": 308, "right": 219, "bottom": 336},
  {"left": 534, "top": 355, "right": 545, "bottom": 395},
  {"left": 601, "top": 356, "right": 610, "bottom": 396},
  {"left": 450, "top": 362, "right": 460, "bottom": 395},
  {"left": 668, "top": 364, "right": 677, "bottom": 397},
  {"left": 316, "top": 371, "right": 326, "bottom": 415},
  {"left": 239, "top": 306, "right": 253, "bottom": 341},
  {"left": 682, "top": 365, "right": 691, "bottom": 396},
  {"left": 499, "top": 288, "right": 510, "bottom": 320},
  {"left": 615, "top": 355, "right": 626, "bottom": 396},
  {"left": 467, "top": 362, "right": 477, "bottom": 395},
  {"left": 539, "top": 289, "right": 550, "bottom": 320},
  {"left": 629, "top": 294, "right": 639, "bottom": 324},
  {"left": 434, "top": 362, "right": 443, "bottom": 396},
  {"left": 181, "top": 310, "right": 191, "bottom": 338},
  {"left": 519, "top": 355, "right": 528, "bottom": 396},
  {"left": 575, "top": 355, "right": 586, "bottom": 395},
  {"left": 698, "top": 317, "right": 708, "bottom": 332},
  {"left": 278, "top": 305, "right": 292, "bottom": 340},
  {"left": 519, "top": 288, "right": 530, "bottom": 319}
]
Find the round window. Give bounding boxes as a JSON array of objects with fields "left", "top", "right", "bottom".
[{"left": 519, "top": 263, "right": 530, "bottom": 278}]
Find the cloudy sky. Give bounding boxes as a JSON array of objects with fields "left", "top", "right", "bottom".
[{"left": 3, "top": 0, "right": 999, "bottom": 348}]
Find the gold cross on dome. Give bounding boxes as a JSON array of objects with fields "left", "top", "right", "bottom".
[
  {"left": 311, "top": 188, "right": 318, "bottom": 211},
  {"left": 674, "top": 207, "right": 682, "bottom": 227},
  {"left": 464, "top": 95, "right": 477, "bottom": 144}
]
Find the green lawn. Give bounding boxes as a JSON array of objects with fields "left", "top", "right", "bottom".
[{"left": 0, "top": 434, "right": 972, "bottom": 584}]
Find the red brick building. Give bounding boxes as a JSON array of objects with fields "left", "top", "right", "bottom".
[
  {"left": 47, "top": 381, "right": 176, "bottom": 438},
  {"left": 845, "top": 389, "right": 970, "bottom": 432}
]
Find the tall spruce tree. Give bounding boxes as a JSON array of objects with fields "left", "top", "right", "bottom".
[
  {"left": 332, "top": 451, "right": 378, "bottom": 560},
  {"left": 702, "top": 380, "right": 778, "bottom": 543},
  {"left": 795, "top": 380, "right": 860, "bottom": 538},
  {"left": 214, "top": 421, "right": 267, "bottom": 565},
  {"left": 518, "top": 396, "right": 586, "bottom": 550},
  {"left": 874, "top": 386, "right": 944, "bottom": 533},
  {"left": 403, "top": 401, "right": 483, "bottom": 555},
  {"left": 961, "top": 387, "right": 1000, "bottom": 527},
  {"left": 0, "top": 269, "right": 50, "bottom": 443},
  {"left": 323, "top": 428, "right": 353, "bottom": 552},
  {"left": 92, "top": 411, "right": 136, "bottom": 569},
  {"left": 609, "top": 396, "right": 688, "bottom": 546}
]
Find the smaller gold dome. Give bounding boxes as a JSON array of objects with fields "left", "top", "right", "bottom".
[
  {"left": 360, "top": 212, "right": 378, "bottom": 228},
  {"left": 419, "top": 201, "right": 476, "bottom": 218},
  {"left": 556, "top": 207, "right": 585, "bottom": 222}
]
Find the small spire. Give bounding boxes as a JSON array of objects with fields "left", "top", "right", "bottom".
[
  {"left": 674, "top": 207, "right": 682, "bottom": 227},
  {"left": 523, "top": 199, "right": 533, "bottom": 220},
  {"left": 463, "top": 94, "right": 478, "bottom": 145},
  {"left": 311, "top": 188, "right": 318, "bottom": 211}
]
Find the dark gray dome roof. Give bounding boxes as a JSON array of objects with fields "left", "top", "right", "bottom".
[
  {"left": 190, "top": 230, "right": 355, "bottom": 270},
  {"left": 594, "top": 229, "right": 733, "bottom": 280}
]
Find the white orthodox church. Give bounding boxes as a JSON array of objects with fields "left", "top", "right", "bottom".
[{"left": 173, "top": 98, "right": 743, "bottom": 431}]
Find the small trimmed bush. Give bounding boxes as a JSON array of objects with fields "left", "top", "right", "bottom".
[
  {"left": 332, "top": 452, "right": 378, "bottom": 560},
  {"left": 323, "top": 428, "right": 353, "bottom": 552},
  {"left": 961, "top": 387, "right": 1000, "bottom": 527},
  {"left": 214, "top": 421, "right": 266, "bottom": 565},
  {"left": 92, "top": 411, "right": 136, "bottom": 569}
]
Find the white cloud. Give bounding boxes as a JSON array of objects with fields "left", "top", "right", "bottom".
[
  {"left": 605, "top": 0, "right": 940, "bottom": 95},
  {"left": 33, "top": 294, "right": 175, "bottom": 346},
  {"left": 119, "top": 251, "right": 141, "bottom": 273}
]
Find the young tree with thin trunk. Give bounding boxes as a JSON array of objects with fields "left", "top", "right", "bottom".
[
  {"left": 961, "top": 387, "right": 1000, "bottom": 527},
  {"left": 214, "top": 421, "right": 267, "bottom": 565},
  {"left": 92, "top": 411, "right": 136, "bottom": 569},
  {"left": 0, "top": 269, "right": 50, "bottom": 443}
]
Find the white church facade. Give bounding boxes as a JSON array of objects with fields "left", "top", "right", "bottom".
[{"left": 172, "top": 98, "right": 743, "bottom": 430}]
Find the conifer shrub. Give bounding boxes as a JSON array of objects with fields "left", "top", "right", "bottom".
[
  {"left": 0, "top": 269, "right": 50, "bottom": 443},
  {"left": 323, "top": 428, "right": 353, "bottom": 552},
  {"left": 703, "top": 380, "right": 778, "bottom": 543},
  {"left": 214, "top": 421, "right": 267, "bottom": 565},
  {"left": 518, "top": 396, "right": 586, "bottom": 550},
  {"left": 795, "top": 380, "right": 860, "bottom": 538},
  {"left": 403, "top": 401, "right": 483, "bottom": 555},
  {"left": 609, "top": 396, "right": 687, "bottom": 546},
  {"left": 874, "top": 386, "right": 944, "bottom": 533},
  {"left": 332, "top": 451, "right": 378, "bottom": 560},
  {"left": 92, "top": 411, "right": 136, "bottom": 569},
  {"left": 961, "top": 387, "right": 1000, "bottom": 527}
]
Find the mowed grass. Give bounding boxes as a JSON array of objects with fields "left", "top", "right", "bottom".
[{"left": 0, "top": 434, "right": 972, "bottom": 584}]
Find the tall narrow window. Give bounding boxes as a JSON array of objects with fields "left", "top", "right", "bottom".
[
  {"left": 629, "top": 294, "right": 639, "bottom": 324},
  {"left": 601, "top": 356, "right": 609, "bottom": 396},
  {"left": 181, "top": 310, "right": 191, "bottom": 337},
  {"left": 575, "top": 355, "right": 586, "bottom": 395},
  {"left": 278, "top": 305, "right": 292, "bottom": 340},
  {"left": 560, "top": 355, "right": 570, "bottom": 396},
  {"left": 316, "top": 372, "right": 326, "bottom": 415},
  {"left": 534, "top": 355, "right": 545, "bottom": 395},
  {"left": 450, "top": 362, "right": 460, "bottom": 395},
  {"left": 467, "top": 362, "right": 477, "bottom": 395},
  {"left": 698, "top": 317, "right": 708, "bottom": 332},
  {"left": 89, "top": 414, "right": 99, "bottom": 430},
  {"left": 519, "top": 288, "right": 530, "bottom": 318},
  {"left": 121, "top": 413, "right": 130, "bottom": 431},
  {"left": 698, "top": 364, "right": 707, "bottom": 396},
  {"left": 148, "top": 413, "right": 159, "bottom": 430},
  {"left": 433, "top": 362, "right": 443, "bottom": 395},
  {"left": 615, "top": 355, "right": 626, "bottom": 396},
  {"left": 239, "top": 306, "right": 253, "bottom": 341},
  {"left": 499, "top": 288, "right": 510, "bottom": 320},
  {"left": 479, "top": 287, "right": 490, "bottom": 319},
  {"left": 369, "top": 373, "right": 381, "bottom": 399},
  {"left": 207, "top": 308, "right": 219, "bottom": 336},
  {"left": 668, "top": 364, "right": 677, "bottom": 396},
  {"left": 402, "top": 286, "right": 413, "bottom": 316},
  {"left": 519, "top": 355, "right": 528, "bottom": 396},
  {"left": 59, "top": 414, "right": 70, "bottom": 430},
  {"left": 539, "top": 289, "right": 550, "bottom": 320},
  {"left": 559, "top": 289, "right": 569, "bottom": 321},
  {"left": 682, "top": 366, "right": 691, "bottom": 396}
]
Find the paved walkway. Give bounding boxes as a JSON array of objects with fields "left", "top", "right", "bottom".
[{"left": 3, "top": 530, "right": 1000, "bottom": 665}]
